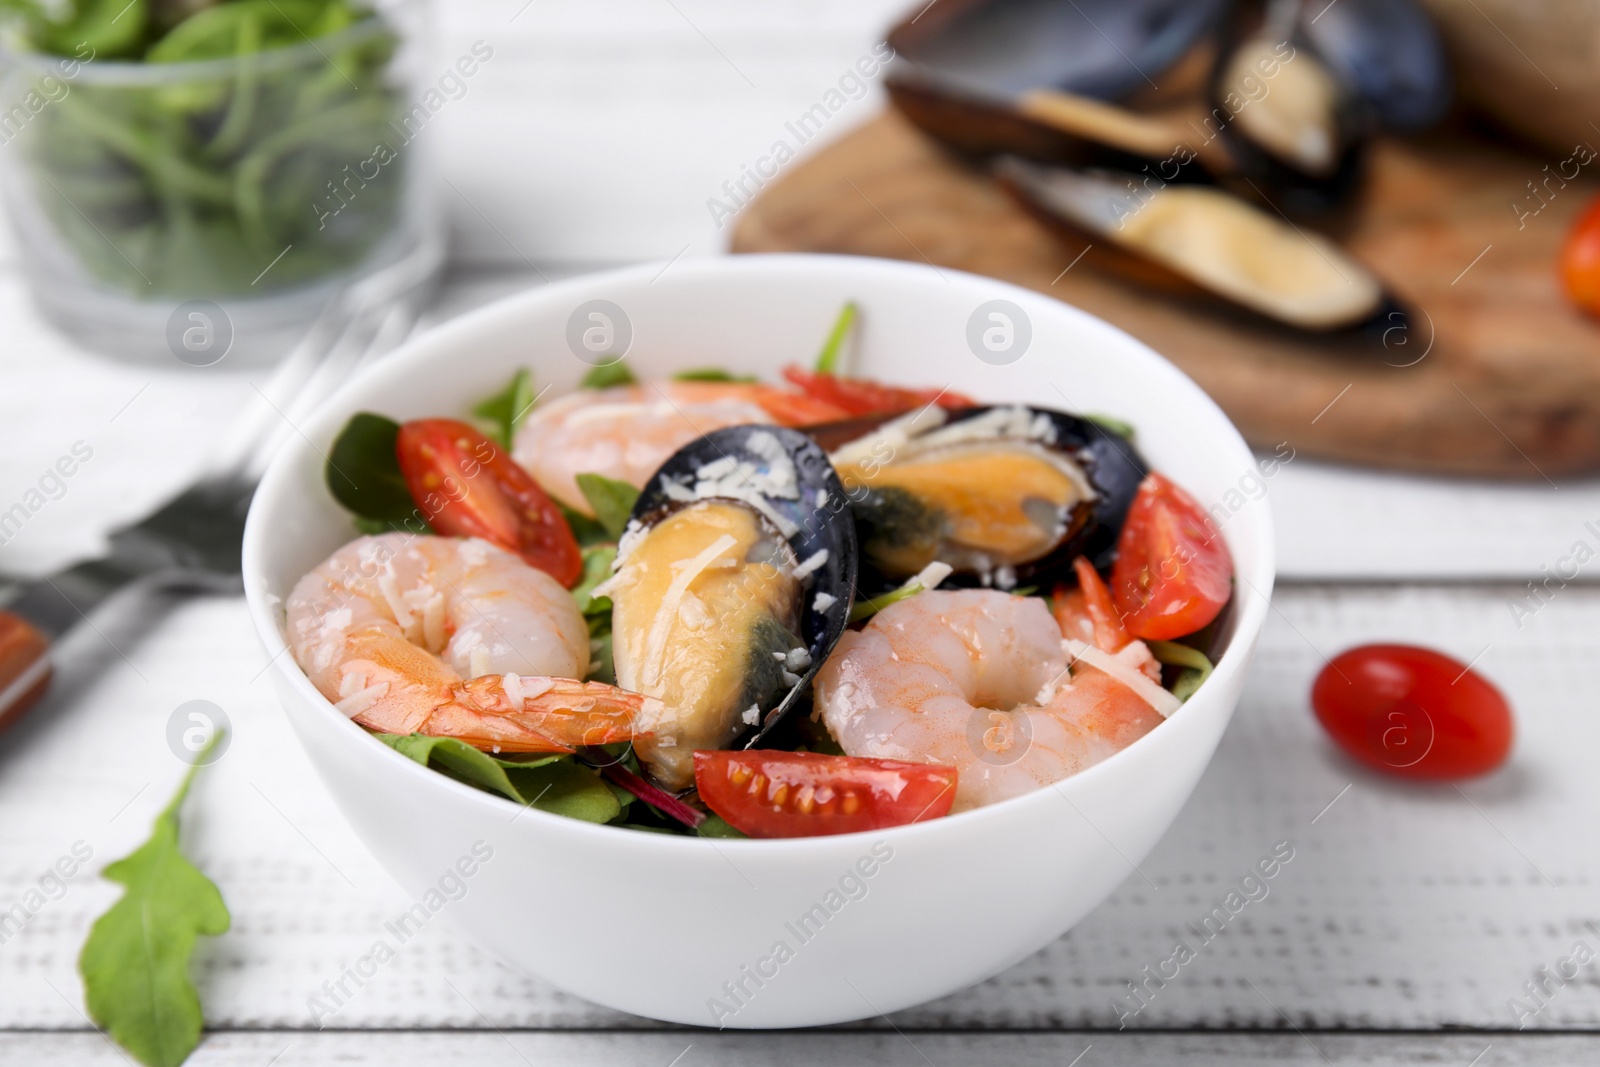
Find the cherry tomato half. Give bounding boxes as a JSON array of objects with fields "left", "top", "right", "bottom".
[
  {"left": 780, "top": 366, "right": 975, "bottom": 418},
  {"left": 1561, "top": 195, "right": 1600, "bottom": 316},
  {"left": 694, "top": 749, "right": 957, "bottom": 838},
  {"left": 395, "top": 419, "right": 582, "bottom": 587},
  {"left": 1110, "top": 473, "right": 1233, "bottom": 641},
  {"left": 1312, "top": 645, "right": 1513, "bottom": 779}
]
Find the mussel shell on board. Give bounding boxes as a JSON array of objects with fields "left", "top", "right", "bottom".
[
  {"left": 887, "top": 0, "right": 1231, "bottom": 105},
  {"left": 1207, "top": 25, "right": 1367, "bottom": 216},
  {"left": 608, "top": 425, "right": 857, "bottom": 785},
  {"left": 996, "top": 156, "right": 1407, "bottom": 341},
  {"left": 818, "top": 405, "right": 1148, "bottom": 594},
  {"left": 883, "top": 0, "right": 1231, "bottom": 176}
]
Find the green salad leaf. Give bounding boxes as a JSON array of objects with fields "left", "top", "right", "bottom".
[
  {"left": 560, "top": 503, "right": 611, "bottom": 548},
  {"left": 849, "top": 579, "right": 928, "bottom": 623},
  {"left": 325, "top": 412, "right": 429, "bottom": 531},
  {"left": 814, "top": 301, "right": 857, "bottom": 374},
  {"left": 374, "top": 735, "right": 622, "bottom": 823},
  {"left": 573, "top": 543, "right": 617, "bottom": 616},
  {"left": 1148, "top": 640, "right": 1215, "bottom": 702},
  {"left": 672, "top": 367, "right": 757, "bottom": 383},
  {"left": 585, "top": 619, "right": 617, "bottom": 685},
  {"left": 79, "top": 739, "right": 230, "bottom": 1067},
  {"left": 579, "top": 360, "right": 637, "bottom": 390},
  {"left": 472, "top": 368, "right": 537, "bottom": 450},
  {"left": 697, "top": 814, "right": 747, "bottom": 839},
  {"left": 575, "top": 472, "right": 639, "bottom": 541},
  {"left": 3, "top": 0, "right": 404, "bottom": 297}
]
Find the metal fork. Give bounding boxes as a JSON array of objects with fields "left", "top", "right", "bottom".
[{"left": 0, "top": 249, "right": 439, "bottom": 729}]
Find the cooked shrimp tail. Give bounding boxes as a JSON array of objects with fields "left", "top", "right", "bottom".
[{"left": 287, "top": 533, "right": 656, "bottom": 754}]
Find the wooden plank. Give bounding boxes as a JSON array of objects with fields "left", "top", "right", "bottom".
[
  {"left": 1, "top": 585, "right": 1595, "bottom": 1031},
  {"left": 0, "top": 1030, "right": 1580, "bottom": 1065}
]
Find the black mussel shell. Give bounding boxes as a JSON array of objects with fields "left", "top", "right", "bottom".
[
  {"left": 887, "top": 0, "right": 1230, "bottom": 104},
  {"left": 1296, "top": 0, "right": 1451, "bottom": 133},
  {"left": 883, "top": 0, "right": 1231, "bottom": 175},
  {"left": 816, "top": 404, "right": 1148, "bottom": 593},
  {"left": 630, "top": 425, "right": 857, "bottom": 746}
]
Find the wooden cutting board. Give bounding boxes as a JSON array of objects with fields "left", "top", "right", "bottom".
[{"left": 730, "top": 110, "right": 1600, "bottom": 479}]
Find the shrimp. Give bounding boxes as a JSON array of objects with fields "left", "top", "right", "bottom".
[
  {"left": 512, "top": 381, "right": 846, "bottom": 515},
  {"left": 813, "top": 583, "right": 1179, "bottom": 812},
  {"left": 285, "top": 533, "right": 658, "bottom": 753}
]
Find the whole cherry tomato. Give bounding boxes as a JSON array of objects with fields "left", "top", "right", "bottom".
[
  {"left": 1561, "top": 195, "right": 1600, "bottom": 316},
  {"left": 1110, "top": 473, "right": 1233, "bottom": 641},
  {"left": 694, "top": 749, "right": 957, "bottom": 838},
  {"left": 1311, "top": 644, "right": 1513, "bottom": 779},
  {"left": 396, "top": 419, "right": 582, "bottom": 587}
]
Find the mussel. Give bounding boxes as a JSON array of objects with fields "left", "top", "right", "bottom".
[
  {"left": 996, "top": 157, "right": 1403, "bottom": 336},
  {"left": 602, "top": 426, "right": 856, "bottom": 790},
  {"left": 885, "top": 0, "right": 1232, "bottom": 180},
  {"left": 823, "top": 405, "right": 1147, "bottom": 593},
  {"left": 1206, "top": 0, "right": 1365, "bottom": 214},
  {"left": 1206, "top": 0, "right": 1450, "bottom": 213}
]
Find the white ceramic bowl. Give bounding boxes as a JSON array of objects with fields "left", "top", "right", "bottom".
[{"left": 242, "top": 254, "right": 1274, "bottom": 1028}]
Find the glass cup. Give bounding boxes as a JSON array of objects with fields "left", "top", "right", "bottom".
[{"left": 0, "top": 1, "right": 442, "bottom": 363}]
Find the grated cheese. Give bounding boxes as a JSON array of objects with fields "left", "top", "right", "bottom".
[
  {"left": 792, "top": 549, "right": 829, "bottom": 581},
  {"left": 1062, "top": 638, "right": 1183, "bottom": 718},
  {"left": 334, "top": 681, "right": 390, "bottom": 718}
]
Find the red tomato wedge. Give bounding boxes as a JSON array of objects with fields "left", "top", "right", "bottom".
[
  {"left": 694, "top": 750, "right": 957, "bottom": 838},
  {"left": 395, "top": 419, "right": 583, "bottom": 587},
  {"left": 1110, "top": 473, "right": 1232, "bottom": 641},
  {"left": 780, "top": 366, "right": 975, "bottom": 418},
  {"left": 1312, "top": 645, "right": 1513, "bottom": 779},
  {"left": 1561, "top": 195, "right": 1600, "bottom": 316},
  {"left": 748, "top": 387, "right": 853, "bottom": 427}
]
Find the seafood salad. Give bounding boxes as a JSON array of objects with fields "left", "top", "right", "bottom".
[{"left": 288, "top": 305, "right": 1234, "bottom": 838}]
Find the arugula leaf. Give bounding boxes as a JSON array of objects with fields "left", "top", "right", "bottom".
[
  {"left": 79, "top": 739, "right": 230, "bottom": 1067},
  {"left": 585, "top": 621, "right": 616, "bottom": 685},
  {"left": 472, "top": 368, "right": 537, "bottom": 450},
  {"left": 326, "top": 413, "right": 427, "bottom": 527},
  {"left": 579, "top": 360, "right": 637, "bottom": 389},
  {"left": 352, "top": 514, "right": 430, "bottom": 536},
  {"left": 559, "top": 502, "right": 611, "bottom": 548},
  {"left": 697, "top": 814, "right": 747, "bottom": 839},
  {"left": 11, "top": 1, "right": 405, "bottom": 298},
  {"left": 373, "top": 735, "right": 620, "bottom": 823},
  {"left": 814, "top": 301, "right": 857, "bottom": 374},
  {"left": 374, "top": 734, "right": 560, "bottom": 803},
  {"left": 1148, "top": 640, "right": 1215, "bottom": 702},
  {"left": 672, "top": 367, "right": 757, "bottom": 383},
  {"left": 573, "top": 544, "right": 617, "bottom": 616},
  {"left": 849, "top": 580, "right": 926, "bottom": 623},
  {"left": 575, "top": 473, "right": 640, "bottom": 540}
]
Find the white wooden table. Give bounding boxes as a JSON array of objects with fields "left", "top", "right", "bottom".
[{"left": 4, "top": 3, "right": 1600, "bottom": 1064}]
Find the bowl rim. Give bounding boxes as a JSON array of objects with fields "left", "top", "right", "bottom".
[{"left": 242, "top": 251, "right": 1276, "bottom": 853}]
